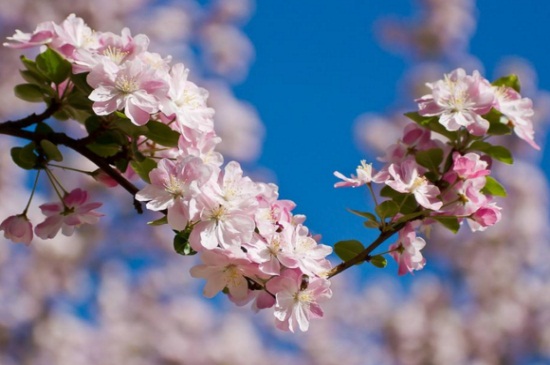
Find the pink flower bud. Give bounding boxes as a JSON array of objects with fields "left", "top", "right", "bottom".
[{"left": 0, "top": 214, "right": 33, "bottom": 245}]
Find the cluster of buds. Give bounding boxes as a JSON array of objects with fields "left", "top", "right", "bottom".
[{"left": 333, "top": 68, "right": 538, "bottom": 276}]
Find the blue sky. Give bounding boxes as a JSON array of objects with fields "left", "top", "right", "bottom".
[{"left": 234, "top": 1, "right": 550, "bottom": 251}]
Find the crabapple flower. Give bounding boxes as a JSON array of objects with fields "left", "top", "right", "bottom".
[
  {"left": 0, "top": 214, "right": 33, "bottom": 245},
  {"left": 135, "top": 156, "right": 214, "bottom": 230},
  {"left": 493, "top": 85, "right": 540, "bottom": 150},
  {"left": 87, "top": 57, "right": 169, "bottom": 125},
  {"left": 266, "top": 269, "right": 332, "bottom": 332},
  {"left": 160, "top": 63, "right": 215, "bottom": 133},
  {"left": 389, "top": 222, "right": 427, "bottom": 275},
  {"left": 334, "top": 160, "right": 386, "bottom": 188},
  {"left": 34, "top": 188, "right": 103, "bottom": 239},
  {"left": 416, "top": 68, "right": 495, "bottom": 135},
  {"left": 3, "top": 21, "right": 54, "bottom": 49},
  {"left": 452, "top": 152, "right": 490, "bottom": 179},
  {"left": 190, "top": 247, "right": 263, "bottom": 301},
  {"left": 189, "top": 161, "right": 259, "bottom": 250},
  {"left": 468, "top": 201, "right": 502, "bottom": 232},
  {"left": 386, "top": 159, "right": 443, "bottom": 210}
]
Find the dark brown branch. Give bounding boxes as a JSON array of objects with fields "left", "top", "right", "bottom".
[
  {"left": 2, "top": 101, "right": 60, "bottom": 129},
  {"left": 0, "top": 112, "right": 143, "bottom": 213},
  {"left": 326, "top": 222, "right": 406, "bottom": 279}
]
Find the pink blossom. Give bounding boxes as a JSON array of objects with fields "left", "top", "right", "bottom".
[
  {"left": 386, "top": 159, "right": 443, "bottom": 210},
  {"left": 279, "top": 222, "right": 333, "bottom": 277},
  {"left": 190, "top": 247, "right": 262, "bottom": 301},
  {"left": 87, "top": 57, "right": 169, "bottom": 125},
  {"left": 266, "top": 269, "right": 332, "bottom": 332},
  {"left": 334, "top": 160, "right": 386, "bottom": 188},
  {"left": 3, "top": 21, "right": 54, "bottom": 49},
  {"left": 440, "top": 175, "right": 487, "bottom": 217},
  {"left": 49, "top": 14, "right": 99, "bottom": 60},
  {"left": 389, "top": 223, "right": 426, "bottom": 275},
  {"left": 416, "top": 68, "right": 495, "bottom": 135},
  {"left": 468, "top": 201, "right": 502, "bottom": 232},
  {"left": 0, "top": 214, "right": 33, "bottom": 245},
  {"left": 452, "top": 152, "right": 490, "bottom": 179},
  {"left": 135, "top": 157, "right": 214, "bottom": 230},
  {"left": 189, "top": 161, "right": 260, "bottom": 250},
  {"left": 74, "top": 27, "right": 150, "bottom": 72},
  {"left": 493, "top": 86, "right": 540, "bottom": 150},
  {"left": 160, "top": 63, "right": 215, "bottom": 133},
  {"left": 34, "top": 188, "right": 103, "bottom": 239}
]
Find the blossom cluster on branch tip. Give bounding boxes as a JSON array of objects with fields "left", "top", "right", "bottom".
[
  {"left": 1, "top": 14, "right": 333, "bottom": 332},
  {"left": 334, "top": 68, "right": 537, "bottom": 276}
]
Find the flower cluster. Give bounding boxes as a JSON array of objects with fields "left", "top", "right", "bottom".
[
  {"left": 334, "top": 68, "right": 538, "bottom": 275},
  {"left": 1, "top": 14, "right": 332, "bottom": 332}
]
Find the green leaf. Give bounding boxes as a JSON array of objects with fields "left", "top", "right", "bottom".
[
  {"left": 85, "top": 115, "right": 102, "bottom": 134},
  {"left": 347, "top": 208, "right": 377, "bottom": 222},
  {"left": 334, "top": 239, "right": 365, "bottom": 263},
  {"left": 173, "top": 229, "right": 196, "bottom": 256},
  {"left": 14, "top": 84, "right": 45, "bottom": 102},
  {"left": 70, "top": 72, "right": 93, "bottom": 94},
  {"left": 432, "top": 216, "right": 460, "bottom": 234},
  {"left": 375, "top": 200, "right": 400, "bottom": 220},
  {"left": 86, "top": 142, "right": 120, "bottom": 157},
  {"left": 40, "top": 140, "right": 63, "bottom": 162},
  {"left": 487, "top": 146, "right": 513, "bottom": 164},
  {"left": 484, "top": 109, "right": 512, "bottom": 135},
  {"left": 11, "top": 143, "right": 37, "bottom": 170},
  {"left": 415, "top": 148, "right": 443, "bottom": 173},
  {"left": 469, "top": 141, "right": 513, "bottom": 164},
  {"left": 369, "top": 255, "right": 387, "bottom": 268},
  {"left": 35, "top": 122, "right": 54, "bottom": 135},
  {"left": 130, "top": 158, "right": 157, "bottom": 184},
  {"left": 19, "top": 69, "right": 49, "bottom": 87},
  {"left": 148, "top": 216, "right": 168, "bottom": 226},
  {"left": 116, "top": 117, "right": 149, "bottom": 137},
  {"left": 36, "top": 48, "right": 72, "bottom": 84},
  {"left": 404, "top": 112, "right": 458, "bottom": 140},
  {"left": 482, "top": 176, "right": 507, "bottom": 197},
  {"left": 380, "top": 185, "right": 403, "bottom": 199},
  {"left": 492, "top": 74, "right": 521, "bottom": 93},
  {"left": 145, "top": 120, "right": 180, "bottom": 147}
]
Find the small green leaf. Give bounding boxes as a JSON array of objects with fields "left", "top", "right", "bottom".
[
  {"left": 40, "top": 140, "right": 63, "bottom": 162},
  {"left": 380, "top": 185, "right": 403, "bottom": 199},
  {"left": 130, "top": 158, "right": 157, "bottom": 184},
  {"left": 19, "top": 69, "right": 49, "bottom": 87},
  {"left": 70, "top": 72, "right": 93, "bottom": 94},
  {"left": 492, "top": 74, "right": 521, "bottom": 93},
  {"left": 116, "top": 117, "right": 149, "bottom": 137},
  {"left": 334, "top": 239, "right": 365, "bottom": 263},
  {"left": 432, "top": 216, "right": 460, "bottom": 234},
  {"left": 484, "top": 109, "right": 512, "bottom": 135},
  {"left": 404, "top": 112, "right": 458, "bottom": 140},
  {"left": 145, "top": 120, "right": 180, "bottom": 147},
  {"left": 469, "top": 140, "right": 492, "bottom": 152},
  {"left": 173, "top": 229, "right": 196, "bottom": 256},
  {"left": 86, "top": 142, "right": 120, "bottom": 157},
  {"left": 369, "top": 255, "right": 387, "bottom": 268},
  {"left": 85, "top": 115, "right": 102, "bottom": 134},
  {"left": 35, "top": 122, "right": 54, "bottom": 135},
  {"left": 482, "top": 176, "right": 507, "bottom": 197},
  {"left": 36, "top": 48, "right": 72, "bottom": 84},
  {"left": 11, "top": 143, "right": 37, "bottom": 170},
  {"left": 148, "top": 216, "right": 168, "bottom": 226},
  {"left": 347, "top": 208, "right": 377, "bottom": 222},
  {"left": 486, "top": 145, "right": 513, "bottom": 164},
  {"left": 415, "top": 148, "right": 444, "bottom": 173},
  {"left": 375, "top": 200, "right": 400, "bottom": 220},
  {"left": 14, "top": 84, "right": 45, "bottom": 102}
]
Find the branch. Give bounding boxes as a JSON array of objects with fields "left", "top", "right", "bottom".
[
  {"left": 326, "top": 222, "right": 406, "bottom": 279},
  {"left": 1, "top": 101, "right": 60, "bottom": 129},
  {"left": 0, "top": 110, "right": 143, "bottom": 213}
]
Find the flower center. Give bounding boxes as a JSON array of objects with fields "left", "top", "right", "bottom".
[
  {"left": 115, "top": 74, "right": 138, "bottom": 94},
  {"left": 164, "top": 175, "right": 186, "bottom": 198},
  {"left": 102, "top": 46, "right": 129, "bottom": 64}
]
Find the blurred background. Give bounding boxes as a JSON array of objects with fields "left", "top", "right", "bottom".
[{"left": 1, "top": 0, "right": 549, "bottom": 364}]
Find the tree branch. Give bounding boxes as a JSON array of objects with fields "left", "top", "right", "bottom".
[
  {"left": 326, "top": 222, "right": 406, "bottom": 279},
  {"left": 0, "top": 109, "right": 143, "bottom": 213}
]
